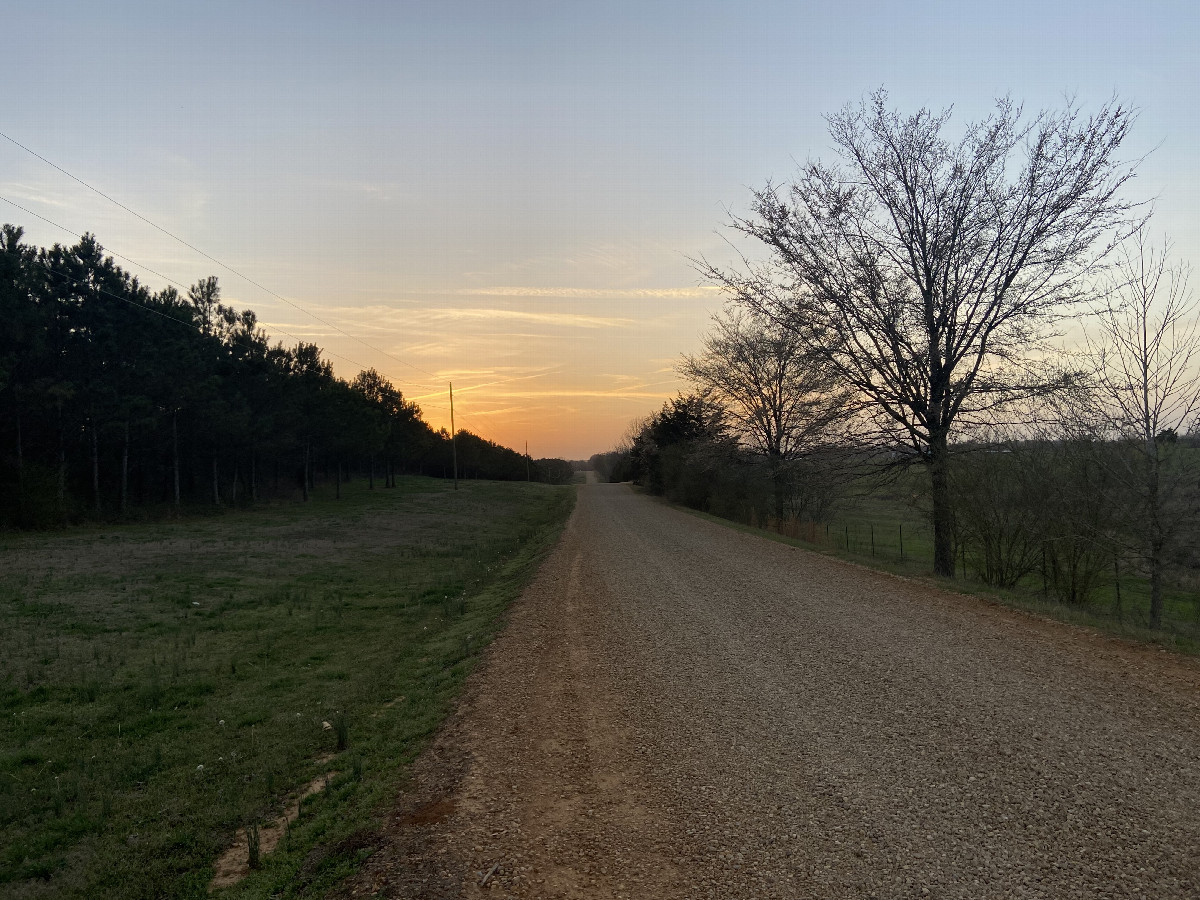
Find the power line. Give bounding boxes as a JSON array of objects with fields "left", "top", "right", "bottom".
[
  {"left": 23, "top": 250, "right": 451, "bottom": 414},
  {"left": 2, "top": 195, "right": 189, "bottom": 297},
  {"left": 0, "top": 129, "right": 440, "bottom": 382},
  {"left": 0, "top": 134, "right": 553, "bottom": 397},
  {"left": 0, "top": 133, "right": 548, "bottom": 438},
  {"left": 0, "top": 193, "right": 450, "bottom": 411},
  {"left": 34, "top": 258, "right": 201, "bottom": 332},
  {"left": 22, "top": 259, "right": 538, "bottom": 463}
]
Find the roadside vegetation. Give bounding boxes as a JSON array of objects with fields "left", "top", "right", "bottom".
[
  {"left": 0, "top": 476, "right": 574, "bottom": 899},
  {"left": 596, "top": 91, "right": 1200, "bottom": 647},
  {"left": 705, "top": 465, "right": 1198, "bottom": 652}
]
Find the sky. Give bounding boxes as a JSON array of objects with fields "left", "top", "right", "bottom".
[{"left": 3, "top": 0, "right": 1199, "bottom": 458}]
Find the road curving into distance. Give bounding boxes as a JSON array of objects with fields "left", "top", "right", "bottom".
[{"left": 339, "top": 481, "right": 1200, "bottom": 899}]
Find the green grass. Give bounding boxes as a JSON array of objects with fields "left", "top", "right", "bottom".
[
  {"left": 823, "top": 488, "right": 1200, "bottom": 651},
  {"left": 0, "top": 476, "right": 574, "bottom": 899},
  {"left": 670, "top": 479, "right": 1200, "bottom": 656}
]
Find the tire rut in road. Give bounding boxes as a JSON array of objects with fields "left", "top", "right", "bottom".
[{"left": 333, "top": 491, "right": 690, "bottom": 898}]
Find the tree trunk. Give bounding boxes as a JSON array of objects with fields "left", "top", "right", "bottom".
[
  {"left": 120, "top": 420, "right": 129, "bottom": 515},
  {"left": 56, "top": 405, "right": 66, "bottom": 508},
  {"left": 929, "top": 430, "right": 955, "bottom": 577},
  {"left": 251, "top": 454, "right": 257, "bottom": 503},
  {"left": 172, "top": 410, "right": 181, "bottom": 512},
  {"left": 230, "top": 461, "right": 239, "bottom": 505},
  {"left": 302, "top": 445, "right": 310, "bottom": 502},
  {"left": 336, "top": 461, "right": 342, "bottom": 500},
  {"left": 14, "top": 405, "right": 23, "bottom": 496},
  {"left": 1146, "top": 444, "right": 1165, "bottom": 629},
  {"left": 1149, "top": 540, "right": 1164, "bottom": 629},
  {"left": 212, "top": 455, "right": 220, "bottom": 506},
  {"left": 91, "top": 421, "right": 101, "bottom": 513},
  {"left": 1113, "top": 554, "right": 1123, "bottom": 621},
  {"left": 369, "top": 454, "right": 375, "bottom": 490},
  {"left": 770, "top": 456, "right": 785, "bottom": 522}
]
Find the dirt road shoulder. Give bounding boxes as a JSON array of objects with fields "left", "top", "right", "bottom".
[{"left": 331, "top": 490, "right": 687, "bottom": 899}]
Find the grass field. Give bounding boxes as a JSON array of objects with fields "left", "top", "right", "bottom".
[
  {"left": 0, "top": 476, "right": 574, "bottom": 899},
  {"left": 668, "top": 465, "right": 1200, "bottom": 654},
  {"left": 733, "top": 475, "right": 1200, "bottom": 654},
  {"left": 832, "top": 496, "right": 1196, "bottom": 640}
]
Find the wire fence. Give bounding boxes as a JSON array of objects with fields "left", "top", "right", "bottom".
[
  {"left": 758, "top": 514, "right": 930, "bottom": 565},
  {"left": 750, "top": 512, "right": 1200, "bottom": 639}
]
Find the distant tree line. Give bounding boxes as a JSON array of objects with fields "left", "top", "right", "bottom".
[
  {"left": 598, "top": 93, "right": 1200, "bottom": 629},
  {"left": 591, "top": 302, "right": 858, "bottom": 525},
  {"left": 0, "top": 225, "right": 570, "bottom": 528}
]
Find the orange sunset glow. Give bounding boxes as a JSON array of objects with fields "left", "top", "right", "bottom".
[{"left": 4, "top": 2, "right": 1196, "bottom": 461}]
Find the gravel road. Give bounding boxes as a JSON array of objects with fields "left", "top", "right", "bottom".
[{"left": 339, "top": 482, "right": 1200, "bottom": 899}]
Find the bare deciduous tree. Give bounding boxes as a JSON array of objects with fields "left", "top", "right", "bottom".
[
  {"left": 1086, "top": 235, "right": 1200, "bottom": 628},
  {"left": 950, "top": 442, "right": 1047, "bottom": 589},
  {"left": 679, "top": 308, "right": 850, "bottom": 519},
  {"left": 702, "top": 91, "right": 1140, "bottom": 576}
]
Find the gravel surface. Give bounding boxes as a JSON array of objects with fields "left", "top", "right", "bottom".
[{"left": 338, "top": 482, "right": 1200, "bottom": 899}]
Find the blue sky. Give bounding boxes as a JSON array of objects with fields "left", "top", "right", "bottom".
[{"left": 4, "top": 1, "right": 1198, "bottom": 456}]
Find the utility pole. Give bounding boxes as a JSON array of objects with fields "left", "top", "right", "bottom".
[
  {"left": 525, "top": 440, "right": 530, "bottom": 482},
  {"left": 450, "top": 381, "right": 458, "bottom": 491}
]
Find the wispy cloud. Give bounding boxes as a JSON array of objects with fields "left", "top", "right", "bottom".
[
  {"left": 448, "top": 286, "right": 720, "bottom": 300},
  {"left": 324, "top": 179, "right": 408, "bottom": 203},
  {"left": 421, "top": 307, "right": 633, "bottom": 328},
  {"left": 466, "top": 405, "right": 526, "bottom": 417},
  {"left": 487, "top": 387, "right": 678, "bottom": 401},
  {"left": 0, "top": 182, "right": 70, "bottom": 209},
  {"left": 273, "top": 302, "right": 634, "bottom": 331}
]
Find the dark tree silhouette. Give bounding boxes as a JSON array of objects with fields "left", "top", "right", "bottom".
[
  {"left": 702, "top": 91, "right": 1141, "bottom": 576},
  {"left": 1084, "top": 235, "right": 1200, "bottom": 627},
  {"left": 0, "top": 226, "right": 561, "bottom": 527},
  {"left": 680, "top": 308, "right": 850, "bottom": 518}
]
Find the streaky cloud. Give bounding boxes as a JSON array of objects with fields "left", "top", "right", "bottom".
[
  {"left": 447, "top": 286, "right": 721, "bottom": 300},
  {"left": 421, "top": 307, "right": 634, "bottom": 328}
]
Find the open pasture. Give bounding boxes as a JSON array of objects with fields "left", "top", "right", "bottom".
[
  {"left": 0, "top": 477, "right": 574, "bottom": 899},
  {"left": 764, "top": 478, "right": 1200, "bottom": 653}
]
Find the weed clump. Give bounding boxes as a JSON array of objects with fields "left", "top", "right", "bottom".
[
  {"left": 246, "top": 821, "right": 261, "bottom": 870},
  {"left": 332, "top": 710, "right": 349, "bottom": 751}
]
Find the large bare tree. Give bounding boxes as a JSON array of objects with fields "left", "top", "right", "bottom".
[
  {"left": 680, "top": 308, "right": 849, "bottom": 519},
  {"left": 1086, "top": 235, "right": 1200, "bottom": 628},
  {"left": 702, "top": 91, "right": 1140, "bottom": 576}
]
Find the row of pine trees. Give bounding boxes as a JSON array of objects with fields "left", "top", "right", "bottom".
[{"left": 0, "top": 225, "right": 552, "bottom": 528}]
